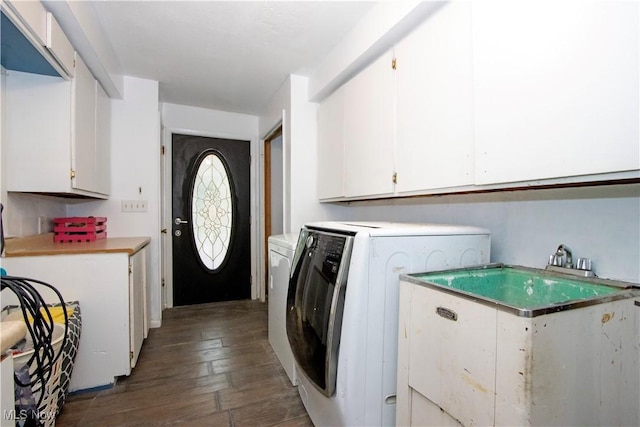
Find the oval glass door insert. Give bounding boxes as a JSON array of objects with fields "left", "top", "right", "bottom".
[{"left": 191, "top": 152, "right": 233, "bottom": 271}]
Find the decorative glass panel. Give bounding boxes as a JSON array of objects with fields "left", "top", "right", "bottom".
[{"left": 191, "top": 153, "right": 232, "bottom": 271}]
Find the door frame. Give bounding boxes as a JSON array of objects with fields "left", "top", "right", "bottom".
[
  {"left": 262, "top": 125, "right": 283, "bottom": 297},
  {"left": 161, "top": 125, "right": 260, "bottom": 308}
]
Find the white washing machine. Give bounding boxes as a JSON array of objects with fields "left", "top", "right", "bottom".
[
  {"left": 267, "top": 232, "right": 299, "bottom": 385},
  {"left": 286, "top": 222, "right": 491, "bottom": 426}
]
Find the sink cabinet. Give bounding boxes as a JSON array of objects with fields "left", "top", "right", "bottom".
[
  {"left": 397, "top": 279, "right": 640, "bottom": 426},
  {"left": 5, "top": 53, "right": 110, "bottom": 198}
]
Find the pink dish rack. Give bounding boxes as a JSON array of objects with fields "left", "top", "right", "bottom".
[{"left": 53, "top": 217, "right": 107, "bottom": 243}]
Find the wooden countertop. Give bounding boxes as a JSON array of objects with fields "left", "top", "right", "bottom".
[{"left": 4, "top": 233, "right": 150, "bottom": 257}]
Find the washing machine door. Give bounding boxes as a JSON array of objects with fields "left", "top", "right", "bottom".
[{"left": 286, "top": 227, "right": 353, "bottom": 397}]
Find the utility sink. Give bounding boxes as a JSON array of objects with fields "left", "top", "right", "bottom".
[
  {"left": 398, "top": 264, "right": 640, "bottom": 426},
  {"left": 406, "top": 263, "right": 640, "bottom": 317}
]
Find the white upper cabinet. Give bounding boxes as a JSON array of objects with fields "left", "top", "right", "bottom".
[
  {"left": 316, "top": 1, "right": 639, "bottom": 202},
  {"left": 4, "top": 0, "right": 47, "bottom": 46},
  {"left": 472, "top": 1, "right": 640, "bottom": 185},
  {"left": 317, "top": 86, "right": 345, "bottom": 200},
  {"left": 45, "top": 12, "right": 75, "bottom": 77},
  {"left": 73, "top": 53, "right": 99, "bottom": 193},
  {"left": 95, "top": 82, "right": 112, "bottom": 196},
  {"left": 1, "top": 0, "right": 74, "bottom": 79},
  {"left": 5, "top": 54, "right": 111, "bottom": 198},
  {"left": 395, "top": 2, "right": 474, "bottom": 194},
  {"left": 343, "top": 49, "right": 396, "bottom": 198}
]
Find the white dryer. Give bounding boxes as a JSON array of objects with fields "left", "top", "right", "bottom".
[{"left": 267, "top": 233, "right": 299, "bottom": 385}]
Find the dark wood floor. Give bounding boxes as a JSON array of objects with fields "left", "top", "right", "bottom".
[{"left": 56, "top": 300, "right": 313, "bottom": 426}]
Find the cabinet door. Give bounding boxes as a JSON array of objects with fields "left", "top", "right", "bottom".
[
  {"left": 1, "top": 355, "right": 15, "bottom": 427},
  {"left": 408, "top": 284, "right": 496, "bottom": 426},
  {"left": 395, "top": 2, "right": 474, "bottom": 193},
  {"left": 129, "top": 249, "right": 146, "bottom": 368},
  {"left": 317, "top": 86, "right": 345, "bottom": 200},
  {"left": 95, "top": 82, "right": 111, "bottom": 195},
  {"left": 343, "top": 50, "right": 396, "bottom": 198},
  {"left": 72, "top": 53, "right": 98, "bottom": 193},
  {"left": 5, "top": 71, "right": 73, "bottom": 193},
  {"left": 473, "top": 1, "right": 640, "bottom": 185},
  {"left": 45, "top": 12, "right": 74, "bottom": 77},
  {"left": 4, "top": 0, "right": 47, "bottom": 47}
]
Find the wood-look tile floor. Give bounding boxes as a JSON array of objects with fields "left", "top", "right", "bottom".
[{"left": 56, "top": 300, "right": 313, "bottom": 427}]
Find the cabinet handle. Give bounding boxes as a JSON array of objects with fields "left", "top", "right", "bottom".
[{"left": 436, "top": 307, "right": 458, "bottom": 321}]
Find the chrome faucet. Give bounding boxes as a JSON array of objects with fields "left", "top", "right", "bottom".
[
  {"left": 546, "top": 244, "right": 595, "bottom": 277},
  {"left": 555, "top": 244, "right": 573, "bottom": 268}
]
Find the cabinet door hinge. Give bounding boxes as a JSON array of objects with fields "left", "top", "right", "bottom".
[
  {"left": 130, "top": 351, "right": 134, "bottom": 360},
  {"left": 392, "top": 58, "right": 397, "bottom": 70},
  {"left": 392, "top": 172, "right": 398, "bottom": 184},
  {"left": 70, "top": 169, "right": 76, "bottom": 180},
  {"left": 128, "top": 264, "right": 132, "bottom": 274},
  {"left": 161, "top": 145, "right": 165, "bottom": 155}
]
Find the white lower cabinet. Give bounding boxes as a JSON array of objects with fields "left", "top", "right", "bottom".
[
  {"left": 2, "top": 247, "right": 148, "bottom": 391},
  {"left": 397, "top": 280, "right": 640, "bottom": 427},
  {"left": 1, "top": 353, "right": 15, "bottom": 427}
]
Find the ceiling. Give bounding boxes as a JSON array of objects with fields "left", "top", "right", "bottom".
[{"left": 90, "top": 1, "right": 376, "bottom": 116}]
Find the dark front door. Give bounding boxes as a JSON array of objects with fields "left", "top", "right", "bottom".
[{"left": 172, "top": 133, "right": 251, "bottom": 306}]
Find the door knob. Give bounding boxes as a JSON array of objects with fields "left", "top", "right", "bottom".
[{"left": 174, "top": 217, "right": 188, "bottom": 225}]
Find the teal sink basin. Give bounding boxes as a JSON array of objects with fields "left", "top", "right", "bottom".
[{"left": 405, "top": 264, "right": 640, "bottom": 317}]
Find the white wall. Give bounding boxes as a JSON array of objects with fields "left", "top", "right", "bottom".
[
  {"left": 68, "top": 76, "right": 161, "bottom": 325},
  {"left": 341, "top": 185, "right": 640, "bottom": 283},
  {"left": 160, "top": 102, "right": 260, "bottom": 304},
  {"left": 4, "top": 193, "right": 65, "bottom": 237},
  {"left": 260, "top": 75, "right": 347, "bottom": 236}
]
